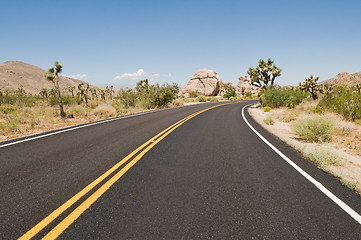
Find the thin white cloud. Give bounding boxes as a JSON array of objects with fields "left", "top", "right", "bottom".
[
  {"left": 69, "top": 74, "right": 87, "bottom": 80},
  {"left": 114, "top": 69, "right": 146, "bottom": 80},
  {"left": 113, "top": 69, "right": 173, "bottom": 85}
]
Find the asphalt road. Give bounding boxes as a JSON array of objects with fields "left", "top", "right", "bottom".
[{"left": 1, "top": 101, "right": 361, "bottom": 239}]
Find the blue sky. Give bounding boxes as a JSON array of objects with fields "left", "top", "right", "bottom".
[{"left": 1, "top": 0, "right": 360, "bottom": 88}]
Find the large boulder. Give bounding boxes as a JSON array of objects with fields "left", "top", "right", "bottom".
[
  {"left": 181, "top": 69, "right": 223, "bottom": 96},
  {"left": 236, "top": 76, "right": 260, "bottom": 96}
]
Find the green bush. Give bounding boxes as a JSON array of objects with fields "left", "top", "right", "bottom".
[
  {"left": 263, "top": 116, "right": 275, "bottom": 125},
  {"left": 263, "top": 106, "right": 272, "bottom": 112},
  {"left": 0, "top": 104, "right": 18, "bottom": 114},
  {"left": 318, "top": 85, "right": 361, "bottom": 120},
  {"left": 224, "top": 91, "right": 236, "bottom": 99},
  {"left": 210, "top": 97, "right": 219, "bottom": 102},
  {"left": 118, "top": 89, "right": 138, "bottom": 108},
  {"left": 229, "top": 96, "right": 237, "bottom": 101},
  {"left": 197, "top": 95, "right": 206, "bottom": 102},
  {"left": 245, "top": 92, "right": 252, "bottom": 98},
  {"left": 292, "top": 115, "right": 335, "bottom": 143},
  {"left": 152, "top": 86, "right": 175, "bottom": 107},
  {"left": 189, "top": 91, "right": 199, "bottom": 98},
  {"left": 259, "top": 87, "right": 309, "bottom": 108}
]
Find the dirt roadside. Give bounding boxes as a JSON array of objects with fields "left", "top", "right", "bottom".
[{"left": 248, "top": 103, "right": 361, "bottom": 195}]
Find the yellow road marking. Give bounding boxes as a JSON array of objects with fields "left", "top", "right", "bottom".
[{"left": 18, "top": 102, "right": 235, "bottom": 240}]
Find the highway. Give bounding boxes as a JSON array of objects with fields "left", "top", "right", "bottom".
[{"left": 1, "top": 100, "right": 361, "bottom": 239}]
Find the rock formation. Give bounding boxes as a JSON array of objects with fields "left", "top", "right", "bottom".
[
  {"left": 235, "top": 76, "right": 260, "bottom": 96},
  {"left": 332, "top": 72, "right": 361, "bottom": 86},
  {"left": 181, "top": 69, "right": 223, "bottom": 96}
]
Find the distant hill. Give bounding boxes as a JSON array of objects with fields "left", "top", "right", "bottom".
[
  {"left": 321, "top": 71, "right": 361, "bottom": 86},
  {"left": 0, "top": 61, "right": 87, "bottom": 94}
]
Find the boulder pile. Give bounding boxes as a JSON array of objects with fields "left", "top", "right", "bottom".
[{"left": 180, "top": 69, "right": 223, "bottom": 96}]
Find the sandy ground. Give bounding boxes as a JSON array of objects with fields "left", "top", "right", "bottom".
[{"left": 248, "top": 104, "right": 361, "bottom": 194}]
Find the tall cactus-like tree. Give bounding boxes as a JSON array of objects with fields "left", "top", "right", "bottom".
[
  {"left": 247, "top": 58, "right": 282, "bottom": 90},
  {"left": 44, "top": 61, "right": 66, "bottom": 118},
  {"left": 77, "top": 83, "right": 90, "bottom": 104},
  {"left": 356, "top": 83, "right": 361, "bottom": 94},
  {"left": 320, "top": 83, "right": 334, "bottom": 95},
  {"left": 90, "top": 88, "right": 98, "bottom": 100},
  {"left": 67, "top": 86, "right": 75, "bottom": 97},
  {"left": 299, "top": 75, "right": 321, "bottom": 100},
  {"left": 39, "top": 88, "right": 49, "bottom": 100}
]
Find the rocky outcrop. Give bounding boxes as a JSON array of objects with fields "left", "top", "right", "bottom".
[
  {"left": 236, "top": 76, "right": 260, "bottom": 96},
  {"left": 332, "top": 72, "right": 361, "bottom": 86},
  {"left": 181, "top": 69, "right": 223, "bottom": 96}
]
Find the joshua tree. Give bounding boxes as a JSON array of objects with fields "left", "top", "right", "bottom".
[
  {"left": 247, "top": 58, "right": 282, "bottom": 90},
  {"left": 356, "top": 83, "right": 361, "bottom": 94},
  {"left": 77, "top": 83, "right": 90, "bottom": 104},
  {"left": 320, "top": 83, "right": 334, "bottom": 95},
  {"left": 90, "top": 88, "right": 98, "bottom": 100},
  {"left": 220, "top": 82, "right": 236, "bottom": 95},
  {"left": 17, "top": 86, "right": 26, "bottom": 97},
  {"left": 39, "top": 88, "right": 49, "bottom": 100},
  {"left": 299, "top": 75, "right": 321, "bottom": 100},
  {"left": 67, "top": 86, "right": 75, "bottom": 97},
  {"left": 136, "top": 79, "right": 150, "bottom": 94},
  {"left": 44, "top": 61, "right": 66, "bottom": 118},
  {"left": 99, "top": 89, "right": 106, "bottom": 101}
]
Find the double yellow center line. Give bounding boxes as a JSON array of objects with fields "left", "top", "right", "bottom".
[{"left": 19, "top": 102, "right": 235, "bottom": 240}]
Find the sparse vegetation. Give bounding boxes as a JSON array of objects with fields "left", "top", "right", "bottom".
[
  {"left": 197, "top": 95, "right": 207, "bottom": 102},
  {"left": 292, "top": 115, "right": 335, "bottom": 143},
  {"left": 263, "top": 116, "right": 275, "bottom": 125},
  {"left": 258, "top": 87, "right": 309, "bottom": 108},
  {"left": 305, "top": 147, "right": 343, "bottom": 166},
  {"left": 318, "top": 85, "right": 361, "bottom": 121}
]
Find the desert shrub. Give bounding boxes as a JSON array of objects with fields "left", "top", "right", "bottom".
[
  {"left": 0, "top": 89, "right": 17, "bottom": 105},
  {"left": 224, "top": 91, "right": 236, "bottom": 99},
  {"left": 263, "top": 116, "right": 275, "bottom": 125},
  {"left": 69, "top": 107, "right": 86, "bottom": 116},
  {"left": 259, "top": 87, "right": 309, "bottom": 108},
  {"left": 189, "top": 91, "right": 199, "bottom": 98},
  {"left": 17, "top": 96, "right": 41, "bottom": 107},
  {"left": 210, "top": 97, "right": 219, "bottom": 102},
  {"left": 87, "top": 100, "right": 99, "bottom": 109},
  {"left": 292, "top": 115, "right": 335, "bottom": 142},
  {"left": 0, "top": 121, "right": 19, "bottom": 133},
  {"left": 263, "top": 106, "right": 272, "bottom": 112},
  {"left": 151, "top": 86, "right": 175, "bottom": 107},
  {"left": 229, "top": 96, "right": 237, "bottom": 101},
  {"left": 245, "top": 92, "right": 253, "bottom": 98},
  {"left": 354, "top": 119, "right": 361, "bottom": 125},
  {"left": 197, "top": 95, "right": 206, "bottom": 102},
  {"left": 118, "top": 89, "right": 138, "bottom": 108},
  {"left": 173, "top": 98, "right": 185, "bottom": 106},
  {"left": 92, "top": 104, "right": 116, "bottom": 118},
  {"left": 61, "top": 95, "right": 82, "bottom": 105},
  {"left": 318, "top": 85, "right": 361, "bottom": 120},
  {"left": 0, "top": 104, "right": 18, "bottom": 114},
  {"left": 306, "top": 147, "right": 342, "bottom": 166}
]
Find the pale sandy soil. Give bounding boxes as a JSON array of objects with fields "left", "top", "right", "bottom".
[{"left": 248, "top": 103, "right": 361, "bottom": 194}]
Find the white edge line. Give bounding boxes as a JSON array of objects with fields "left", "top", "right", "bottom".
[
  {"left": 242, "top": 104, "right": 361, "bottom": 225},
  {"left": 0, "top": 102, "right": 210, "bottom": 149}
]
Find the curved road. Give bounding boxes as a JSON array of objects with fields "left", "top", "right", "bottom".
[{"left": 1, "top": 101, "right": 361, "bottom": 239}]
